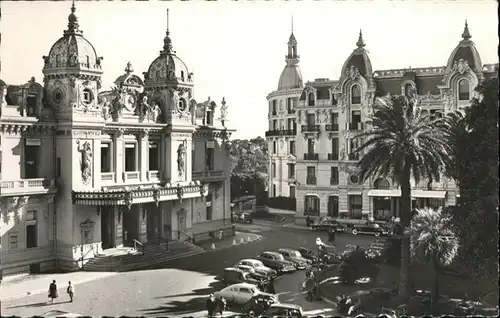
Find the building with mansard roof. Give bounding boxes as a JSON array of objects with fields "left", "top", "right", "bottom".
[
  {"left": 0, "top": 4, "right": 235, "bottom": 276},
  {"left": 266, "top": 22, "right": 498, "bottom": 225}
]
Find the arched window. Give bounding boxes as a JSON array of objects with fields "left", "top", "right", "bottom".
[
  {"left": 180, "top": 71, "right": 185, "bottom": 81},
  {"left": 374, "top": 178, "right": 390, "bottom": 189},
  {"left": 458, "top": 79, "right": 470, "bottom": 101},
  {"left": 308, "top": 93, "right": 315, "bottom": 106},
  {"left": 351, "top": 85, "right": 361, "bottom": 104},
  {"left": 304, "top": 195, "right": 320, "bottom": 216},
  {"left": 404, "top": 83, "right": 413, "bottom": 97},
  {"left": 178, "top": 98, "right": 186, "bottom": 111}
]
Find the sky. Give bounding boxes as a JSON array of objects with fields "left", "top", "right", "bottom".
[{"left": 1, "top": 0, "right": 498, "bottom": 140}]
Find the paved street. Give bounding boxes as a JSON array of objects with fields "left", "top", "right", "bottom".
[{"left": 1, "top": 226, "right": 377, "bottom": 317}]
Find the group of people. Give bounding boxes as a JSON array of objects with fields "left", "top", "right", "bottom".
[
  {"left": 206, "top": 294, "right": 227, "bottom": 316},
  {"left": 48, "top": 280, "right": 75, "bottom": 303}
]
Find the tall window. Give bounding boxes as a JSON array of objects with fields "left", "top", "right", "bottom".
[
  {"left": 349, "top": 195, "right": 363, "bottom": 219},
  {"left": 307, "top": 113, "right": 315, "bottom": 126},
  {"left": 331, "top": 113, "right": 339, "bottom": 129},
  {"left": 328, "top": 196, "right": 339, "bottom": 218},
  {"left": 272, "top": 163, "right": 276, "bottom": 178},
  {"left": 205, "top": 144, "right": 215, "bottom": 170},
  {"left": 24, "top": 140, "right": 40, "bottom": 178},
  {"left": 351, "top": 110, "right": 361, "bottom": 129},
  {"left": 306, "top": 166, "right": 316, "bottom": 185},
  {"left": 288, "top": 163, "right": 295, "bottom": 179},
  {"left": 206, "top": 194, "right": 213, "bottom": 220},
  {"left": 287, "top": 118, "right": 294, "bottom": 130},
  {"left": 330, "top": 167, "right": 339, "bottom": 185},
  {"left": 273, "top": 141, "right": 277, "bottom": 154},
  {"left": 308, "top": 93, "right": 315, "bottom": 106},
  {"left": 273, "top": 120, "right": 278, "bottom": 130},
  {"left": 148, "top": 142, "right": 159, "bottom": 171},
  {"left": 349, "top": 138, "right": 360, "bottom": 160},
  {"left": 331, "top": 138, "right": 339, "bottom": 160},
  {"left": 287, "top": 98, "right": 293, "bottom": 113},
  {"left": 351, "top": 85, "right": 361, "bottom": 104},
  {"left": 289, "top": 140, "right": 295, "bottom": 155},
  {"left": 206, "top": 110, "right": 213, "bottom": 125},
  {"left": 304, "top": 195, "right": 320, "bottom": 216},
  {"left": 26, "top": 210, "right": 38, "bottom": 248},
  {"left": 289, "top": 186, "right": 296, "bottom": 198},
  {"left": 458, "top": 79, "right": 470, "bottom": 101},
  {"left": 124, "top": 143, "right": 137, "bottom": 172},
  {"left": 272, "top": 100, "right": 277, "bottom": 113},
  {"left": 101, "top": 143, "right": 112, "bottom": 173},
  {"left": 307, "top": 138, "right": 315, "bottom": 154},
  {"left": 26, "top": 94, "right": 37, "bottom": 117}
]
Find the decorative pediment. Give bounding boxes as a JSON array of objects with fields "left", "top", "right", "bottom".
[
  {"left": 286, "top": 154, "right": 297, "bottom": 161},
  {"left": 453, "top": 59, "right": 471, "bottom": 75}
]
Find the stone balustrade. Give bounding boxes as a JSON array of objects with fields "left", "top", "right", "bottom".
[
  {"left": 0, "top": 178, "right": 56, "bottom": 196},
  {"left": 192, "top": 169, "right": 225, "bottom": 182}
]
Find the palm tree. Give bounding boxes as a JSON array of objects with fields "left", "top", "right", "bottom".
[
  {"left": 353, "top": 91, "right": 452, "bottom": 298},
  {"left": 408, "top": 207, "right": 459, "bottom": 312}
]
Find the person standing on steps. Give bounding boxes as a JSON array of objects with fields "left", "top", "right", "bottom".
[
  {"left": 67, "top": 281, "right": 75, "bottom": 302},
  {"left": 48, "top": 280, "right": 58, "bottom": 303}
]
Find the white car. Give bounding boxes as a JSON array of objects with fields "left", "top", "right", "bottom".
[
  {"left": 236, "top": 259, "right": 277, "bottom": 278},
  {"left": 40, "top": 311, "right": 82, "bottom": 318},
  {"left": 214, "top": 283, "right": 278, "bottom": 305}
]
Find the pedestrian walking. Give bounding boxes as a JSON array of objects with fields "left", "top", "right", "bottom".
[
  {"left": 48, "top": 280, "right": 58, "bottom": 303},
  {"left": 267, "top": 276, "right": 276, "bottom": 294},
  {"left": 206, "top": 294, "right": 217, "bottom": 317},
  {"left": 67, "top": 281, "right": 74, "bottom": 302},
  {"left": 329, "top": 227, "right": 336, "bottom": 243},
  {"left": 306, "top": 215, "right": 311, "bottom": 227}
]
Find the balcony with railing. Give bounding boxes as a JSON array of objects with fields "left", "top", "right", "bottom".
[
  {"left": 301, "top": 125, "right": 320, "bottom": 132},
  {"left": 192, "top": 169, "right": 225, "bottom": 182},
  {"left": 306, "top": 177, "right": 317, "bottom": 185},
  {"left": 327, "top": 153, "right": 339, "bottom": 160},
  {"left": 325, "top": 124, "right": 339, "bottom": 132},
  {"left": 265, "top": 129, "right": 296, "bottom": 137},
  {"left": 0, "top": 178, "right": 57, "bottom": 196},
  {"left": 303, "top": 153, "right": 319, "bottom": 160},
  {"left": 349, "top": 122, "right": 364, "bottom": 131}
]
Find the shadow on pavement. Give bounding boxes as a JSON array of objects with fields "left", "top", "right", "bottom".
[{"left": 7, "top": 300, "right": 71, "bottom": 309}]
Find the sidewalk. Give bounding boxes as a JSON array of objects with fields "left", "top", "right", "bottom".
[{"left": 0, "top": 271, "right": 118, "bottom": 302}]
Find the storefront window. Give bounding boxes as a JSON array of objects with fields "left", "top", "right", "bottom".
[{"left": 349, "top": 195, "right": 362, "bottom": 219}]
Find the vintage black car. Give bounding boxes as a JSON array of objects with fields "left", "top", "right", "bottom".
[
  {"left": 260, "top": 303, "right": 304, "bottom": 317},
  {"left": 223, "top": 267, "right": 268, "bottom": 287},
  {"left": 351, "top": 223, "right": 389, "bottom": 237},
  {"left": 232, "top": 212, "right": 254, "bottom": 224},
  {"left": 311, "top": 219, "right": 350, "bottom": 232},
  {"left": 255, "top": 252, "right": 296, "bottom": 273},
  {"left": 298, "top": 247, "right": 316, "bottom": 261},
  {"left": 278, "top": 248, "right": 310, "bottom": 269}
]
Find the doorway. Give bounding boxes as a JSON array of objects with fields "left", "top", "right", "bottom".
[
  {"left": 100, "top": 207, "right": 115, "bottom": 249},
  {"left": 328, "top": 196, "right": 339, "bottom": 218},
  {"left": 122, "top": 206, "right": 138, "bottom": 247},
  {"left": 147, "top": 203, "right": 159, "bottom": 242}
]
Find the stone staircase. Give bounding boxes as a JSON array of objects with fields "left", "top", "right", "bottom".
[{"left": 82, "top": 240, "right": 204, "bottom": 272}]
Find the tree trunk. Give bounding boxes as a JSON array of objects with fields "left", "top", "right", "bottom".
[
  {"left": 398, "top": 165, "right": 413, "bottom": 299},
  {"left": 431, "top": 259, "right": 440, "bottom": 314}
]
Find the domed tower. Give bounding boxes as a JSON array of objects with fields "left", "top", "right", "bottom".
[
  {"left": 144, "top": 9, "right": 194, "bottom": 126},
  {"left": 266, "top": 18, "right": 304, "bottom": 199},
  {"left": 144, "top": 9, "right": 195, "bottom": 183},
  {"left": 42, "top": 1, "right": 103, "bottom": 122},
  {"left": 439, "top": 21, "right": 484, "bottom": 113}
]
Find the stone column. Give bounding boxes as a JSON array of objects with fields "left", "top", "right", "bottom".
[
  {"left": 139, "top": 130, "right": 149, "bottom": 182},
  {"left": 114, "top": 206, "right": 123, "bottom": 247},
  {"left": 138, "top": 205, "right": 147, "bottom": 243},
  {"left": 114, "top": 129, "right": 124, "bottom": 184}
]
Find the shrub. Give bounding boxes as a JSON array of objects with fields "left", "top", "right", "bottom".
[
  {"left": 266, "top": 196, "right": 296, "bottom": 211},
  {"left": 339, "top": 247, "right": 380, "bottom": 284},
  {"left": 382, "top": 237, "right": 401, "bottom": 265}
]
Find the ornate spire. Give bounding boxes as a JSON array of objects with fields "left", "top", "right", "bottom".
[
  {"left": 125, "top": 61, "right": 134, "bottom": 74},
  {"left": 65, "top": 0, "right": 81, "bottom": 35},
  {"left": 291, "top": 15, "right": 294, "bottom": 35},
  {"left": 356, "top": 29, "right": 365, "bottom": 48},
  {"left": 462, "top": 20, "right": 471, "bottom": 40},
  {"left": 163, "top": 9, "right": 174, "bottom": 54}
]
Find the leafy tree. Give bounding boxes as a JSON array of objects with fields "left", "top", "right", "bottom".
[
  {"left": 354, "top": 91, "right": 452, "bottom": 298},
  {"left": 444, "top": 77, "right": 499, "bottom": 280},
  {"left": 408, "top": 207, "right": 459, "bottom": 312}
]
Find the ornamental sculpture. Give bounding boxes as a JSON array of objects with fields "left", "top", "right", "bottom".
[
  {"left": 153, "top": 188, "right": 160, "bottom": 207},
  {"left": 139, "top": 96, "right": 161, "bottom": 123},
  {"left": 176, "top": 183, "right": 184, "bottom": 203},
  {"left": 124, "top": 191, "right": 133, "bottom": 210},
  {"left": 177, "top": 142, "right": 187, "bottom": 177},
  {"left": 199, "top": 184, "right": 205, "bottom": 197},
  {"left": 76, "top": 140, "right": 92, "bottom": 184},
  {"left": 219, "top": 97, "right": 228, "bottom": 125}
]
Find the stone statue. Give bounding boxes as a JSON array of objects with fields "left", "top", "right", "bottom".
[
  {"left": 219, "top": 97, "right": 228, "bottom": 124},
  {"left": 77, "top": 140, "right": 93, "bottom": 184},
  {"left": 177, "top": 142, "right": 186, "bottom": 177},
  {"left": 69, "top": 53, "right": 78, "bottom": 67},
  {"left": 150, "top": 102, "right": 161, "bottom": 123},
  {"left": 100, "top": 96, "right": 111, "bottom": 120}
]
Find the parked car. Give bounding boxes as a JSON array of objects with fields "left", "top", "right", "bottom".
[
  {"left": 235, "top": 259, "right": 277, "bottom": 278},
  {"left": 278, "top": 248, "right": 310, "bottom": 269},
  {"left": 261, "top": 303, "right": 304, "bottom": 317},
  {"left": 214, "top": 283, "right": 278, "bottom": 306},
  {"left": 223, "top": 267, "right": 268, "bottom": 287},
  {"left": 298, "top": 247, "right": 317, "bottom": 261},
  {"left": 241, "top": 294, "right": 278, "bottom": 316},
  {"left": 233, "top": 212, "right": 253, "bottom": 224},
  {"left": 310, "top": 219, "right": 339, "bottom": 231},
  {"left": 351, "top": 223, "right": 389, "bottom": 237},
  {"left": 255, "top": 252, "right": 296, "bottom": 273}
]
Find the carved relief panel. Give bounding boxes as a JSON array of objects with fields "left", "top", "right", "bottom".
[
  {"left": 76, "top": 140, "right": 93, "bottom": 185},
  {"left": 80, "top": 219, "right": 95, "bottom": 245}
]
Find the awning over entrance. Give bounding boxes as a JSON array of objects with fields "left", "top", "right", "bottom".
[
  {"left": 72, "top": 182, "right": 208, "bottom": 207},
  {"left": 412, "top": 190, "right": 447, "bottom": 199},
  {"left": 367, "top": 189, "right": 402, "bottom": 197},
  {"left": 367, "top": 189, "right": 447, "bottom": 199}
]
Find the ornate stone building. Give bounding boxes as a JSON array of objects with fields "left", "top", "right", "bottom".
[
  {"left": 0, "top": 5, "right": 234, "bottom": 276},
  {"left": 268, "top": 23, "right": 498, "bottom": 224},
  {"left": 265, "top": 26, "right": 303, "bottom": 198}
]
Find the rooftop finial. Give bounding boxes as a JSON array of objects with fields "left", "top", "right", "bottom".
[
  {"left": 167, "top": 8, "right": 170, "bottom": 35},
  {"left": 291, "top": 15, "right": 294, "bottom": 34},
  {"left": 163, "top": 9, "right": 174, "bottom": 54},
  {"left": 125, "top": 61, "right": 134, "bottom": 74},
  {"left": 65, "top": 0, "right": 81, "bottom": 35},
  {"left": 356, "top": 29, "right": 365, "bottom": 48},
  {"left": 462, "top": 20, "right": 471, "bottom": 40}
]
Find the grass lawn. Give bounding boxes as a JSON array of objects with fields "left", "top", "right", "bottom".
[{"left": 320, "top": 263, "right": 499, "bottom": 315}]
